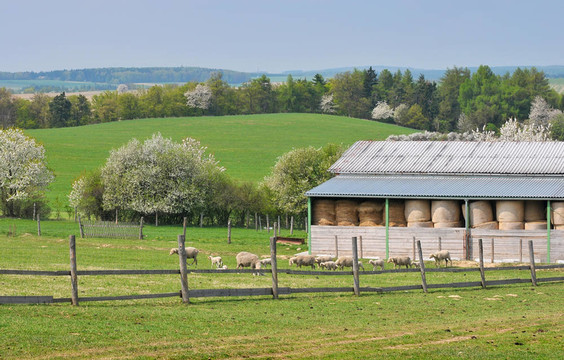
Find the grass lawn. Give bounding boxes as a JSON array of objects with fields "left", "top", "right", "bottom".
[
  {"left": 24, "top": 113, "right": 416, "bottom": 215},
  {"left": 1, "top": 218, "right": 563, "bottom": 359}
]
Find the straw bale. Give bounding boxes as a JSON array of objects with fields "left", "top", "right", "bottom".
[
  {"left": 404, "top": 200, "right": 431, "bottom": 222},
  {"left": 496, "top": 200, "right": 524, "bottom": 222},
  {"left": 433, "top": 221, "right": 464, "bottom": 228},
  {"left": 524, "top": 201, "right": 546, "bottom": 222},
  {"left": 407, "top": 221, "right": 434, "bottom": 228},
  {"left": 498, "top": 221, "right": 524, "bottom": 230},
  {"left": 313, "top": 199, "right": 335, "bottom": 226},
  {"left": 524, "top": 221, "right": 547, "bottom": 230},
  {"left": 336, "top": 199, "right": 358, "bottom": 226},
  {"left": 359, "top": 220, "right": 383, "bottom": 227},
  {"left": 462, "top": 201, "right": 494, "bottom": 226},
  {"left": 431, "top": 200, "right": 461, "bottom": 223},
  {"left": 358, "top": 201, "right": 383, "bottom": 225},
  {"left": 551, "top": 202, "right": 564, "bottom": 225},
  {"left": 388, "top": 200, "right": 406, "bottom": 224},
  {"left": 388, "top": 221, "right": 406, "bottom": 227},
  {"left": 554, "top": 224, "right": 564, "bottom": 230},
  {"left": 472, "top": 220, "right": 498, "bottom": 229}
]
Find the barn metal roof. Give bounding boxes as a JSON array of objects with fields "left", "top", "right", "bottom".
[
  {"left": 329, "top": 141, "right": 564, "bottom": 175},
  {"left": 306, "top": 174, "right": 564, "bottom": 200}
]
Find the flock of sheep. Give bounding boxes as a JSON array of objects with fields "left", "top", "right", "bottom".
[{"left": 168, "top": 247, "right": 452, "bottom": 272}]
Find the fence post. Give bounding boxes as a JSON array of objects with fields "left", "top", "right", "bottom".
[
  {"left": 528, "top": 240, "right": 537, "bottom": 287},
  {"left": 37, "top": 214, "right": 41, "bottom": 236},
  {"left": 33, "top": 202, "right": 36, "bottom": 221},
  {"left": 416, "top": 240, "right": 428, "bottom": 293},
  {"left": 519, "top": 239, "right": 523, "bottom": 263},
  {"left": 351, "top": 237, "right": 360, "bottom": 296},
  {"left": 438, "top": 236, "right": 442, "bottom": 251},
  {"left": 491, "top": 239, "right": 495, "bottom": 264},
  {"left": 359, "top": 235, "right": 363, "bottom": 259},
  {"left": 138, "top": 217, "right": 144, "bottom": 240},
  {"left": 259, "top": 216, "right": 262, "bottom": 231},
  {"left": 478, "top": 239, "right": 487, "bottom": 289},
  {"left": 227, "top": 219, "right": 232, "bottom": 244},
  {"left": 183, "top": 217, "right": 187, "bottom": 239},
  {"left": 255, "top": 212, "right": 258, "bottom": 231},
  {"left": 412, "top": 236, "right": 416, "bottom": 261},
  {"left": 267, "top": 215, "right": 270, "bottom": 234},
  {"left": 78, "top": 215, "right": 84, "bottom": 238},
  {"left": 270, "top": 236, "right": 279, "bottom": 299},
  {"left": 290, "top": 216, "right": 294, "bottom": 235},
  {"left": 69, "top": 235, "right": 79, "bottom": 306},
  {"left": 178, "top": 234, "right": 190, "bottom": 303},
  {"left": 278, "top": 216, "right": 281, "bottom": 235},
  {"left": 335, "top": 235, "right": 339, "bottom": 258}
]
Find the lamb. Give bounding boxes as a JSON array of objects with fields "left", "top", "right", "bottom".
[
  {"left": 410, "top": 260, "right": 421, "bottom": 268},
  {"left": 217, "top": 265, "right": 228, "bottom": 270},
  {"left": 208, "top": 256, "right": 223, "bottom": 269},
  {"left": 289, "top": 256, "right": 298, "bottom": 267},
  {"left": 335, "top": 256, "right": 365, "bottom": 271},
  {"left": 429, "top": 250, "right": 451, "bottom": 267},
  {"left": 315, "top": 255, "right": 334, "bottom": 265},
  {"left": 387, "top": 256, "right": 411, "bottom": 269},
  {"left": 236, "top": 251, "right": 262, "bottom": 270},
  {"left": 368, "top": 259, "right": 385, "bottom": 271},
  {"left": 259, "top": 258, "right": 272, "bottom": 268},
  {"left": 169, "top": 247, "right": 199, "bottom": 266},
  {"left": 296, "top": 255, "right": 316, "bottom": 269},
  {"left": 320, "top": 261, "right": 337, "bottom": 271}
]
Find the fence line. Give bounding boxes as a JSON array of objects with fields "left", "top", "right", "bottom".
[
  {"left": 79, "top": 217, "right": 143, "bottom": 239},
  {"left": 1, "top": 237, "right": 564, "bottom": 305}
]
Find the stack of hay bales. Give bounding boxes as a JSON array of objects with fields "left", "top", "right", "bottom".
[
  {"left": 551, "top": 202, "right": 564, "bottom": 230},
  {"left": 524, "top": 200, "right": 547, "bottom": 230},
  {"left": 496, "top": 200, "right": 525, "bottom": 230},
  {"left": 358, "top": 200, "right": 383, "bottom": 226},
  {"left": 335, "top": 199, "right": 359, "bottom": 226},
  {"left": 462, "top": 201, "right": 497, "bottom": 229},
  {"left": 431, "top": 200, "right": 462, "bottom": 228},
  {"left": 313, "top": 199, "right": 336, "bottom": 226},
  {"left": 388, "top": 200, "right": 406, "bottom": 227},
  {"left": 405, "top": 200, "right": 433, "bottom": 228}
]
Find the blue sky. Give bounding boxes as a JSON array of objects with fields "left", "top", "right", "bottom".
[{"left": 2, "top": 0, "right": 563, "bottom": 73}]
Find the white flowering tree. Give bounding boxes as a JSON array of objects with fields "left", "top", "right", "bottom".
[
  {"left": 371, "top": 101, "right": 394, "bottom": 121},
  {"left": 319, "top": 94, "right": 335, "bottom": 114},
  {"left": 101, "top": 133, "right": 224, "bottom": 225},
  {"left": 0, "top": 128, "right": 54, "bottom": 216},
  {"left": 116, "top": 84, "right": 129, "bottom": 94},
  {"left": 529, "top": 96, "right": 562, "bottom": 126},
  {"left": 185, "top": 84, "right": 212, "bottom": 110}
]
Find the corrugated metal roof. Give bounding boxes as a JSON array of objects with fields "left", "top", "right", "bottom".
[
  {"left": 306, "top": 174, "right": 564, "bottom": 199},
  {"left": 330, "top": 141, "right": 564, "bottom": 175}
]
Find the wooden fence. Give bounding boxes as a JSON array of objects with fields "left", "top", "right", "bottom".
[
  {"left": 1, "top": 236, "right": 563, "bottom": 305},
  {"left": 79, "top": 217, "right": 143, "bottom": 239}
]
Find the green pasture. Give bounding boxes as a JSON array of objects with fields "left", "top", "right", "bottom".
[
  {"left": 1, "top": 218, "right": 563, "bottom": 359},
  {"left": 0, "top": 79, "right": 111, "bottom": 92},
  {"left": 25, "top": 113, "right": 416, "bottom": 214}
]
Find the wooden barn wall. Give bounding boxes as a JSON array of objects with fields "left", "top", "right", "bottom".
[{"left": 310, "top": 226, "right": 564, "bottom": 263}]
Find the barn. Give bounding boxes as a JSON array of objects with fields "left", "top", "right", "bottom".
[{"left": 305, "top": 141, "right": 564, "bottom": 263}]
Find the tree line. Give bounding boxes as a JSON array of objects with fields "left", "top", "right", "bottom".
[{"left": 1, "top": 65, "right": 563, "bottom": 134}]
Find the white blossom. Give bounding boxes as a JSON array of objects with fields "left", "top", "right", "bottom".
[
  {"left": 320, "top": 94, "right": 335, "bottom": 114},
  {"left": 185, "top": 84, "right": 212, "bottom": 110},
  {"left": 529, "top": 96, "right": 562, "bottom": 126},
  {"left": 117, "top": 84, "right": 129, "bottom": 94},
  {"left": 371, "top": 101, "right": 394, "bottom": 120}
]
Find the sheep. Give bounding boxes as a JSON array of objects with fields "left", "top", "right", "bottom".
[
  {"left": 169, "top": 247, "right": 199, "bottom": 266},
  {"left": 217, "top": 265, "right": 228, "bottom": 270},
  {"left": 208, "top": 256, "right": 223, "bottom": 269},
  {"left": 236, "top": 251, "right": 262, "bottom": 270},
  {"left": 320, "top": 260, "right": 337, "bottom": 271},
  {"left": 368, "top": 259, "right": 385, "bottom": 271},
  {"left": 387, "top": 256, "right": 411, "bottom": 269},
  {"left": 259, "top": 258, "right": 272, "bottom": 268},
  {"left": 289, "top": 256, "right": 298, "bottom": 267},
  {"left": 410, "top": 260, "right": 421, "bottom": 269},
  {"left": 335, "top": 256, "right": 365, "bottom": 271},
  {"left": 429, "top": 250, "right": 451, "bottom": 267},
  {"left": 296, "top": 255, "right": 316, "bottom": 269},
  {"left": 315, "top": 255, "right": 334, "bottom": 265}
]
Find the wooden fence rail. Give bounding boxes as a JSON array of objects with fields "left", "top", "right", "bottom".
[{"left": 1, "top": 237, "right": 564, "bottom": 305}]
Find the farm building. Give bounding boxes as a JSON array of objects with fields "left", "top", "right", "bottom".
[{"left": 305, "top": 141, "right": 564, "bottom": 263}]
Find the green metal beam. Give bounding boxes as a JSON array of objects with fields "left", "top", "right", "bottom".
[
  {"left": 307, "top": 197, "right": 312, "bottom": 255},
  {"left": 547, "top": 200, "right": 551, "bottom": 263},
  {"left": 385, "top": 198, "right": 389, "bottom": 260}
]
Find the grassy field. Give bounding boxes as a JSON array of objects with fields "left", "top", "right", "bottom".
[
  {"left": 25, "top": 113, "right": 416, "bottom": 212},
  {"left": 1, "top": 218, "right": 563, "bottom": 359}
]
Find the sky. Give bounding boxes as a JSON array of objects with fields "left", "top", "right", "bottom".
[{"left": 2, "top": 0, "right": 563, "bottom": 73}]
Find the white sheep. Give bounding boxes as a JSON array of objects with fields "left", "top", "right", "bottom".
[
  {"left": 169, "top": 247, "right": 199, "bottom": 266},
  {"left": 335, "top": 256, "right": 365, "bottom": 271},
  {"left": 259, "top": 258, "right": 272, "bottom": 268},
  {"left": 208, "top": 255, "right": 223, "bottom": 269},
  {"left": 368, "top": 259, "right": 385, "bottom": 271},
  {"left": 296, "top": 255, "right": 316, "bottom": 269},
  {"left": 387, "top": 256, "right": 411, "bottom": 269},
  {"left": 289, "top": 256, "right": 298, "bottom": 267},
  {"left": 410, "top": 260, "right": 421, "bottom": 268},
  {"left": 236, "top": 251, "right": 262, "bottom": 270},
  {"left": 429, "top": 250, "right": 451, "bottom": 267},
  {"left": 315, "top": 255, "right": 334, "bottom": 265},
  {"left": 320, "top": 260, "right": 337, "bottom": 271},
  {"left": 218, "top": 265, "right": 228, "bottom": 270}
]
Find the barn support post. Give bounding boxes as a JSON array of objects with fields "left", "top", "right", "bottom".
[
  {"left": 547, "top": 200, "right": 551, "bottom": 263},
  {"left": 385, "top": 198, "right": 389, "bottom": 260},
  {"left": 307, "top": 197, "right": 312, "bottom": 255},
  {"left": 351, "top": 237, "right": 360, "bottom": 296},
  {"left": 270, "top": 236, "right": 279, "bottom": 299},
  {"left": 178, "top": 234, "right": 190, "bottom": 303},
  {"left": 416, "top": 240, "right": 428, "bottom": 293},
  {"left": 69, "top": 235, "right": 79, "bottom": 306},
  {"left": 478, "top": 239, "right": 487, "bottom": 289}
]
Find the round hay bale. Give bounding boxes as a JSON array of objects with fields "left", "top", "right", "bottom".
[
  {"left": 404, "top": 200, "right": 431, "bottom": 222},
  {"left": 472, "top": 220, "right": 498, "bottom": 229},
  {"left": 336, "top": 199, "right": 358, "bottom": 226},
  {"left": 313, "top": 199, "right": 335, "bottom": 226},
  {"left": 388, "top": 200, "right": 406, "bottom": 224},
  {"left": 524, "top": 221, "right": 548, "bottom": 230},
  {"left": 462, "top": 201, "right": 494, "bottom": 226},
  {"left": 359, "top": 220, "right": 383, "bottom": 227},
  {"left": 498, "top": 221, "right": 524, "bottom": 230},
  {"left": 358, "top": 201, "right": 383, "bottom": 225},
  {"left": 554, "top": 224, "right": 564, "bottom": 230},
  {"left": 551, "top": 202, "right": 564, "bottom": 225},
  {"left": 433, "top": 221, "right": 464, "bottom": 228},
  {"left": 496, "top": 201, "right": 525, "bottom": 222},
  {"left": 525, "top": 201, "right": 546, "bottom": 222},
  {"left": 431, "top": 200, "right": 461, "bottom": 223},
  {"left": 407, "top": 221, "right": 434, "bottom": 228}
]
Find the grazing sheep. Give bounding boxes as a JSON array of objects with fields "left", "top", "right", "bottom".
[
  {"left": 208, "top": 256, "right": 223, "bottom": 269},
  {"left": 387, "top": 256, "right": 411, "bottom": 269},
  {"left": 315, "top": 255, "right": 334, "bottom": 265},
  {"left": 335, "top": 256, "right": 365, "bottom": 271},
  {"left": 259, "top": 258, "right": 272, "bottom": 268},
  {"left": 169, "top": 247, "right": 199, "bottom": 266},
  {"left": 236, "top": 251, "right": 261, "bottom": 270},
  {"left": 296, "top": 255, "right": 316, "bottom": 269},
  {"left": 320, "top": 261, "right": 337, "bottom": 271},
  {"left": 410, "top": 260, "right": 421, "bottom": 268},
  {"left": 368, "top": 259, "right": 385, "bottom": 271},
  {"left": 429, "top": 250, "right": 451, "bottom": 267},
  {"left": 289, "top": 256, "right": 298, "bottom": 267}
]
